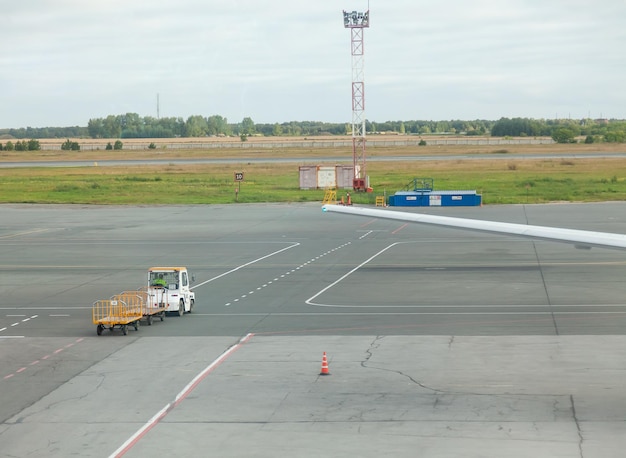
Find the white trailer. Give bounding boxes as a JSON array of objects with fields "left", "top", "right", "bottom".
[{"left": 147, "top": 266, "right": 195, "bottom": 316}]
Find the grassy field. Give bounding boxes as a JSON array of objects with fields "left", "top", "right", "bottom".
[{"left": 1, "top": 140, "right": 625, "bottom": 205}]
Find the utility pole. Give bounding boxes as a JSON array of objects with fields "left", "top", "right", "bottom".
[{"left": 343, "top": 9, "right": 370, "bottom": 192}]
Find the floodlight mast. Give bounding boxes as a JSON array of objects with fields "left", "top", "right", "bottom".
[{"left": 343, "top": 9, "right": 369, "bottom": 192}]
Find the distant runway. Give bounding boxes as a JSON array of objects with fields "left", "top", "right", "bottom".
[
  {"left": 1, "top": 203, "right": 625, "bottom": 457},
  {"left": 1, "top": 152, "right": 626, "bottom": 168}
]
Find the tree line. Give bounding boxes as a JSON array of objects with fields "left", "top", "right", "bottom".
[{"left": 1, "top": 115, "right": 625, "bottom": 144}]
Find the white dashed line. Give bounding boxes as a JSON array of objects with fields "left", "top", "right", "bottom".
[{"left": 223, "top": 241, "right": 353, "bottom": 307}]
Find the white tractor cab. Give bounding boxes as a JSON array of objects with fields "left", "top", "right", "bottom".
[{"left": 147, "top": 266, "right": 195, "bottom": 316}]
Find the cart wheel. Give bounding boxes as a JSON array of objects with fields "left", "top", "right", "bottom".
[
  {"left": 133, "top": 321, "right": 138, "bottom": 331},
  {"left": 160, "top": 311, "right": 165, "bottom": 321},
  {"left": 147, "top": 315, "right": 153, "bottom": 326},
  {"left": 97, "top": 325, "right": 103, "bottom": 336},
  {"left": 109, "top": 326, "right": 114, "bottom": 332},
  {"left": 178, "top": 299, "right": 185, "bottom": 317},
  {"left": 122, "top": 325, "right": 128, "bottom": 335},
  {"left": 189, "top": 298, "right": 194, "bottom": 313}
]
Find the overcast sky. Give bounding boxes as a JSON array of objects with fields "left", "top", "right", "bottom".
[{"left": 2, "top": 0, "right": 625, "bottom": 128}]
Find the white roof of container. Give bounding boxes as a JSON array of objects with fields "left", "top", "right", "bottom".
[{"left": 394, "top": 190, "right": 478, "bottom": 196}]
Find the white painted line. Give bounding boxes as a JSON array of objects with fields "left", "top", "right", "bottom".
[
  {"left": 109, "top": 333, "right": 254, "bottom": 458},
  {"left": 222, "top": 240, "right": 353, "bottom": 308},
  {"left": 189, "top": 309, "right": 626, "bottom": 316},
  {"left": 191, "top": 243, "right": 300, "bottom": 289},
  {"left": 306, "top": 242, "right": 400, "bottom": 307},
  {"left": 359, "top": 230, "right": 373, "bottom": 239},
  {"left": 0, "top": 228, "right": 49, "bottom": 239}
]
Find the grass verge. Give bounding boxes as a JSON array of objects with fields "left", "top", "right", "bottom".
[{"left": 0, "top": 157, "right": 625, "bottom": 205}]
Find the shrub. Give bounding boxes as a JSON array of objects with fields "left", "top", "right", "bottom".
[
  {"left": 61, "top": 139, "right": 80, "bottom": 151},
  {"left": 28, "top": 139, "right": 41, "bottom": 150}
]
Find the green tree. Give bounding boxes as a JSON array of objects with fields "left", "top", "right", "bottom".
[
  {"left": 120, "top": 112, "right": 142, "bottom": 138},
  {"left": 103, "top": 115, "right": 122, "bottom": 138},
  {"left": 604, "top": 131, "right": 626, "bottom": 142},
  {"left": 552, "top": 128, "right": 576, "bottom": 144},
  {"left": 61, "top": 139, "right": 80, "bottom": 151},
  {"left": 185, "top": 115, "right": 208, "bottom": 137},
  {"left": 272, "top": 123, "right": 283, "bottom": 136},
  {"left": 27, "top": 139, "right": 41, "bottom": 150},
  {"left": 206, "top": 115, "right": 230, "bottom": 136},
  {"left": 113, "top": 140, "right": 123, "bottom": 150},
  {"left": 88, "top": 118, "right": 105, "bottom": 138},
  {"left": 239, "top": 117, "right": 255, "bottom": 136}
]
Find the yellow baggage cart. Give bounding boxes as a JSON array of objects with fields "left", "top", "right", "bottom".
[
  {"left": 115, "top": 289, "right": 166, "bottom": 326},
  {"left": 92, "top": 298, "right": 142, "bottom": 335}
]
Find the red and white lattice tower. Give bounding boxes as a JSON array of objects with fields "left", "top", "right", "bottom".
[{"left": 343, "top": 9, "right": 370, "bottom": 191}]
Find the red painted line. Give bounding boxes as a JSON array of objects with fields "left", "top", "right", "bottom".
[
  {"left": 360, "top": 219, "right": 377, "bottom": 228},
  {"left": 392, "top": 223, "right": 409, "bottom": 234},
  {"left": 2, "top": 338, "right": 84, "bottom": 380},
  {"left": 110, "top": 333, "right": 255, "bottom": 458}
]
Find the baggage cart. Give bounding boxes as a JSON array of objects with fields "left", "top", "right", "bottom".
[
  {"left": 115, "top": 289, "right": 166, "bottom": 326},
  {"left": 92, "top": 299, "right": 142, "bottom": 335}
]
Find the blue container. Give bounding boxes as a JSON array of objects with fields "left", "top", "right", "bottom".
[{"left": 389, "top": 190, "right": 481, "bottom": 207}]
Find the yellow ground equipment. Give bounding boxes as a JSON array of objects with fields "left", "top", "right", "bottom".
[
  {"left": 92, "top": 298, "right": 142, "bottom": 335},
  {"left": 322, "top": 188, "right": 337, "bottom": 205},
  {"left": 115, "top": 289, "right": 166, "bottom": 326}
]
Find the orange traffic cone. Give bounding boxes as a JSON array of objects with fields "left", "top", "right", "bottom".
[{"left": 320, "top": 352, "right": 330, "bottom": 375}]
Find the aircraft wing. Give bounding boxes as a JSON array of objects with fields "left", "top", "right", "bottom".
[{"left": 322, "top": 204, "right": 626, "bottom": 251}]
